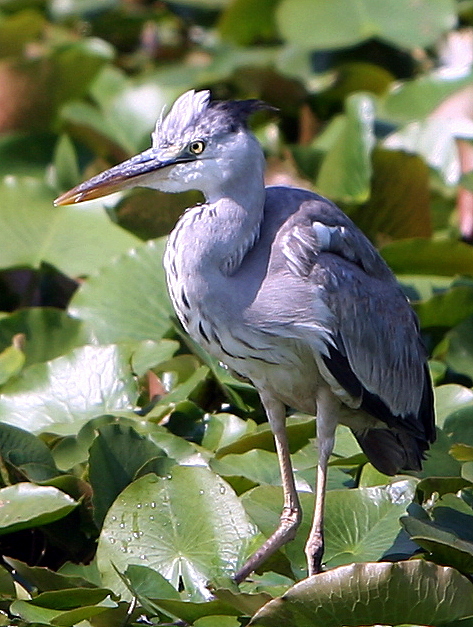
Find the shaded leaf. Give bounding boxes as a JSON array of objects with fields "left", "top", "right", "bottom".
[
  {"left": 349, "top": 149, "right": 431, "bottom": 242},
  {"left": 250, "top": 561, "right": 473, "bottom": 626},
  {"left": 89, "top": 423, "right": 174, "bottom": 527},
  {"left": 0, "top": 308, "right": 87, "bottom": 367},
  {"left": 402, "top": 515, "right": 473, "bottom": 573},
  {"left": 5, "top": 558, "right": 99, "bottom": 592},
  {"left": 444, "top": 318, "right": 473, "bottom": 380},
  {"left": 0, "top": 422, "right": 59, "bottom": 481},
  {"left": 381, "top": 239, "right": 473, "bottom": 276},
  {"left": 415, "top": 286, "right": 473, "bottom": 329},
  {"left": 218, "top": 0, "right": 279, "bottom": 45}
]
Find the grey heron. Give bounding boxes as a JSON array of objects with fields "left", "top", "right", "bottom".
[{"left": 55, "top": 89, "right": 435, "bottom": 581}]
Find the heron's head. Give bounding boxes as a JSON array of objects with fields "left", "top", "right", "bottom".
[{"left": 55, "top": 90, "right": 275, "bottom": 206}]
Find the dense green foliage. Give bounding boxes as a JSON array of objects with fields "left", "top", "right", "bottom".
[{"left": 0, "top": 0, "right": 473, "bottom": 625}]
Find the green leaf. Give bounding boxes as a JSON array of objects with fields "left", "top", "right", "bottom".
[
  {"left": 211, "top": 449, "right": 311, "bottom": 492},
  {"left": 435, "top": 384, "right": 473, "bottom": 427},
  {"left": 0, "top": 483, "right": 77, "bottom": 535},
  {"left": 218, "top": 0, "right": 279, "bottom": 45},
  {"left": 0, "top": 422, "right": 59, "bottom": 481},
  {"left": 124, "top": 564, "right": 180, "bottom": 601},
  {"left": 10, "top": 593, "right": 112, "bottom": 627},
  {"left": 69, "top": 238, "right": 172, "bottom": 343},
  {"left": 383, "top": 118, "right": 467, "bottom": 185},
  {"left": 0, "top": 342, "right": 24, "bottom": 385},
  {"left": 5, "top": 557, "right": 100, "bottom": 592},
  {"left": 443, "top": 403, "right": 473, "bottom": 446},
  {"left": 276, "top": 0, "right": 456, "bottom": 50},
  {"left": 215, "top": 415, "right": 316, "bottom": 458},
  {"left": 0, "top": 9, "right": 45, "bottom": 58},
  {"left": 348, "top": 149, "right": 431, "bottom": 241},
  {"left": 415, "top": 286, "right": 473, "bottom": 329},
  {"left": 89, "top": 423, "right": 174, "bottom": 527},
  {"left": 243, "top": 480, "right": 416, "bottom": 576},
  {"left": 0, "top": 176, "right": 139, "bottom": 276},
  {"left": 382, "top": 70, "right": 473, "bottom": 124},
  {"left": 0, "top": 344, "right": 138, "bottom": 435},
  {"left": 130, "top": 339, "right": 179, "bottom": 377},
  {"left": 0, "top": 308, "right": 88, "bottom": 367},
  {"left": 88, "top": 66, "right": 170, "bottom": 154},
  {"left": 402, "top": 515, "right": 473, "bottom": 573},
  {"left": 201, "top": 412, "right": 257, "bottom": 452},
  {"left": 315, "top": 93, "right": 375, "bottom": 202},
  {"left": 52, "top": 134, "right": 81, "bottom": 193},
  {"left": 194, "top": 618, "right": 241, "bottom": 627},
  {"left": 97, "top": 468, "right": 255, "bottom": 601},
  {"left": 444, "top": 318, "right": 473, "bottom": 380},
  {"left": 381, "top": 239, "right": 473, "bottom": 276},
  {"left": 249, "top": 561, "right": 473, "bottom": 627}
]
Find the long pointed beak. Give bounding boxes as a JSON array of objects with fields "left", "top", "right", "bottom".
[{"left": 54, "top": 149, "right": 174, "bottom": 206}]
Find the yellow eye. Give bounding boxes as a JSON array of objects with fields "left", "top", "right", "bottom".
[{"left": 189, "top": 140, "right": 206, "bottom": 155}]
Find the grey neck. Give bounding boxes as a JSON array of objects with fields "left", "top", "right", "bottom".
[{"left": 176, "top": 152, "right": 266, "bottom": 278}]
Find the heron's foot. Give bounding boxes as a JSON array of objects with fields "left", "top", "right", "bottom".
[
  {"left": 234, "top": 506, "right": 301, "bottom": 584},
  {"left": 305, "top": 530, "right": 324, "bottom": 576}
]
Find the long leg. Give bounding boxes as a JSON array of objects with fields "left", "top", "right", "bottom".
[
  {"left": 305, "top": 386, "right": 338, "bottom": 576},
  {"left": 234, "top": 394, "right": 301, "bottom": 584}
]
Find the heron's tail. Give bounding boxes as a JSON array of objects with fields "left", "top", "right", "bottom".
[{"left": 352, "top": 428, "right": 428, "bottom": 476}]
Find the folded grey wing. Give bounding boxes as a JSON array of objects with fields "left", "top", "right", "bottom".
[{"left": 279, "top": 198, "right": 435, "bottom": 472}]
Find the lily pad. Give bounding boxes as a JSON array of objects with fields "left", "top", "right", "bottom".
[
  {"left": 0, "top": 344, "right": 138, "bottom": 435},
  {"left": 97, "top": 468, "right": 255, "bottom": 601},
  {"left": 69, "top": 238, "right": 172, "bottom": 344},
  {"left": 0, "top": 483, "right": 77, "bottom": 535},
  {"left": 0, "top": 176, "right": 139, "bottom": 277},
  {"left": 249, "top": 560, "right": 473, "bottom": 626}
]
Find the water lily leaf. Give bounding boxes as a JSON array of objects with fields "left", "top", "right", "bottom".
[
  {"left": 0, "top": 176, "right": 139, "bottom": 277},
  {"left": 0, "top": 9, "right": 45, "bottom": 58},
  {"left": 215, "top": 415, "right": 315, "bottom": 458},
  {"left": 89, "top": 423, "right": 174, "bottom": 527},
  {"left": 130, "top": 339, "right": 180, "bottom": 377},
  {"left": 194, "top": 618, "right": 241, "bottom": 627},
  {"left": 242, "top": 480, "right": 415, "bottom": 577},
  {"left": 383, "top": 70, "right": 473, "bottom": 124},
  {"left": 381, "top": 239, "right": 473, "bottom": 276},
  {"left": 415, "top": 286, "right": 473, "bottom": 329},
  {"left": 0, "top": 483, "right": 77, "bottom": 535},
  {"left": 97, "top": 468, "right": 255, "bottom": 601},
  {"left": 69, "top": 238, "right": 172, "bottom": 344},
  {"left": 211, "top": 449, "right": 311, "bottom": 493},
  {"left": 444, "top": 318, "right": 473, "bottom": 380},
  {"left": 0, "top": 344, "right": 138, "bottom": 435},
  {"left": 249, "top": 561, "right": 473, "bottom": 627},
  {"left": 276, "top": 0, "right": 455, "bottom": 50},
  {"left": 0, "top": 342, "right": 24, "bottom": 385},
  {"left": 5, "top": 558, "right": 99, "bottom": 592},
  {"left": 0, "top": 422, "right": 59, "bottom": 482},
  {"left": 435, "top": 384, "right": 473, "bottom": 427},
  {"left": 349, "top": 149, "right": 431, "bottom": 242},
  {"left": 315, "top": 93, "right": 375, "bottom": 203},
  {"left": 10, "top": 592, "right": 112, "bottom": 627},
  {"left": 218, "top": 0, "right": 279, "bottom": 45},
  {"left": 402, "top": 515, "right": 473, "bottom": 573},
  {"left": 202, "top": 413, "right": 258, "bottom": 452},
  {"left": 0, "top": 308, "right": 88, "bottom": 367}
]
